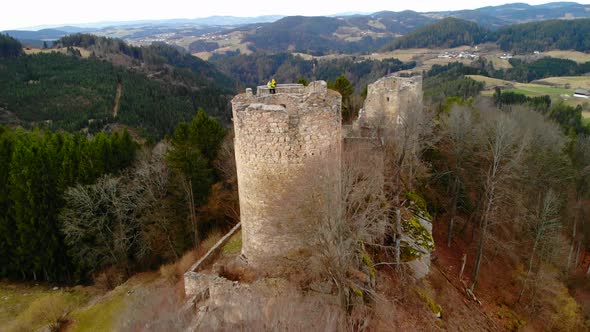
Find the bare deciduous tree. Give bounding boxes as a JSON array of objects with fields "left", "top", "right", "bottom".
[
  {"left": 440, "top": 106, "right": 476, "bottom": 247},
  {"left": 518, "top": 190, "right": 562, "bottom": 303},
  {"left": 469, "top": 109, "right": 530, "bottom": 292}
]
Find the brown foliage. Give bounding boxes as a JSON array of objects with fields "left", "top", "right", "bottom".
[{"left": 93, "top": 266, "right": 126, "bottom": 291}]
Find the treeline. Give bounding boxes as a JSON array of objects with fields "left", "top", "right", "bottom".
[
  {"left": 494, "top": 90, "right": 589, "bottom": 135},
  {"left": 422, "top": 62, "right": 485, "bottom": 103},
  {"left": 60, "top": 111, "right": 232, "bottom": 284},
  {"left": 498, "top": 57, "right": 590, "bottom": 83},
  {"left": 0, "top": 110, "right": 233, "bottom": 284},
  {"left": 0, "top": 34, "right": 23, "bottom": 58},
  {"left": 447, "top": 56, "right": 590, "bottom": 85},
  {"left": 212, "top": 52, "right": 416, "bottom": 93},
  {"left": 0, "top": 52, "right": 231, "bottom": 139},
  {"left": 243, "top": 16, "right": 388, "bottom": 55},
  {"left": 495, "top": 18, "right": 590, "bottom": 53},
  {"left": 0, "top": 127, "right": 136, "bottom": 282},
  {"left": 383, "top": 17, "right": 489, "bottom": 50},
  {"left": 431, "top": 103, "right": 590, "bottom": 328},
  {"left": 56, "top": 34, "right": 234, "bottom": 89},
  {"left": 381, "top": 17, "right": 590, "bottom": 53}
]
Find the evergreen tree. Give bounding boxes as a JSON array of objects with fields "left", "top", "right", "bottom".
[{"left": 329, "top": 74, "right": 354, "bottom": 121}]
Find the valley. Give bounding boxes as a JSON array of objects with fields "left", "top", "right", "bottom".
[{"left": 1, "top": 1, "right": 590, "bottom": 331}]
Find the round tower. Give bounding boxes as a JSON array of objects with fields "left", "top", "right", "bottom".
[{"left": 231, "top": 81, "right": 342, "bottom": 268}]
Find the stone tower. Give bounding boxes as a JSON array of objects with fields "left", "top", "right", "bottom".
[
  {"left": 354, "top": 75, "right": 423, "bottom": 133},
  {"left": 231, "top": 81, "right": 342, "bottom": 268}
]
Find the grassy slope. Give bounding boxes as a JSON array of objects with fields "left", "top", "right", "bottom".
[
  {"left": 0, "top": 282, "right": 91, "bottom": 331},
  {"left": 535, "top": 76, "right": 590, "bottom": 90},
  {"left": 467, "top": 75, "right": 572, "bottom": 97},
  {"left": 0, "top": 283, "right": 53, "bottom": 326},
  {"left": 544, "top": 50, "right": 590, "bottom": 63},
  {"left": 67, "top": 272, "right": 160, "bottom": 332}
]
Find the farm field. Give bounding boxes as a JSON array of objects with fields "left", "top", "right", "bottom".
[
  {"left": 543, "top": 50, "right": 590, "bottom": 63},
  {"left": 534, "top": 76, "right": 590, "bottom": 90},
  {"left": 24, "top": 47, "right": 91, "bottom": 58},
  {"left": 467, "top": 75, "right": 573, "bottom": 97}
]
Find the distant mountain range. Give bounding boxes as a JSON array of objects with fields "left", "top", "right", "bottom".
[{"left": 4, "top": 2, "right": 590, "bottom": 52}]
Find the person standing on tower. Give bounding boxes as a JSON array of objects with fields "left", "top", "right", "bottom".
[{"left": 268, "top": 78, "right": 276, "bottom": 94}]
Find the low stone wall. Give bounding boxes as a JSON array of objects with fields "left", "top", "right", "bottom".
[
  {"left": 187, "top": 222, "right": 242, "bottom": 273},
  {"left": 257, "top": 84, "right": 305, "bottom": 96}
]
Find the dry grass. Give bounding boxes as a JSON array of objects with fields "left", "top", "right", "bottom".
[
  {"left": 160, "top": 231, "right": 224, "bottom": 283},
  {"left": 364, "top": 46, "right": 473, "bottom": 63},
  {"left": 544, "top": 50, "right": 590, "bottom": 63},
  {"left": 486, "top": 56, "right": 513, "bottom": 69},
  {"left": 160, "top": 250, "right": 198, "bottom": 284},
  {"left": 6, "top": 291, "right": 88, "bottom": 332},
  {"left": 24, "top": 47, "right": 91, "bottom": 58},
  {"left": 535, "top": 76, "right": 590, "bottom": 90},
  {"left": 465, "top": 75, "right": 512, "bottom": 88}
]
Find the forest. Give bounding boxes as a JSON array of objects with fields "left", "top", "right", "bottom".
[
  {"left": 382, "top": 17, "right": 489, "bottom": 50},
  {"left": 0, "top": 109, "right": 230, "bottom": 284},
  {"left": 0, "top": 128, "right": 137, "bottom": 282},
  {"left": 0, "top": 34, "right": 24, "bottom": 58},
  {"left": 0, "top": 45, "right": 232, "bottom": 139},
  {"left": 212, "top": 52, "right": 416, "bottom": 93},
  {"left": 379, "top": 17, "right": 590, "bottom": 53}
]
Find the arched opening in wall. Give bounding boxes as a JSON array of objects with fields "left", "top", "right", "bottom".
[{"left": 387, "top": 97, "right": 390, "bottom": 102}]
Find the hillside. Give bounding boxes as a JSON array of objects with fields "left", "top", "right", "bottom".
[
  {"left": 0, "top": 34, "right": 24, "bottom": 58},
  {"left": 495, "top": 18, "right": 590, "bottom": 52},
  {"left": 0, "top": 53, "right": 229, "bottom": 138},
  {"left": 6, "top": 3, "right": 590, "bottom": 56},
  {"left": 0, "top": 35, "right": 234, "bottom": 139},
  {"left": 383, "top": 17, "right": 489, "bottom": 50}
]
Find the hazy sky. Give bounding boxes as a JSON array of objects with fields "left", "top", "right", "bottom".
[{"left": 2, "top": 0, "right": 589, "bottom": 30}]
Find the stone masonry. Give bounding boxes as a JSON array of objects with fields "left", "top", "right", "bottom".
[
  {"left": 354, "top": 75, "right": 423, "bottom": 134},
  {"left": 231, "top": 82, "right": 342, "bottom": 268}
]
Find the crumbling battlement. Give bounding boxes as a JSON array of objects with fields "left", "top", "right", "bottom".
[
  {"left": 231, "top": 81, "right": 342, "bottom": 268},
  {"left": 355, "top": 75, "right": 423, "bottom": 134}
]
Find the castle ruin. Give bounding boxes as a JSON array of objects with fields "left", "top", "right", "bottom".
[
  {"left": 355, "top": 75, "right": 423, "bottom": 135},
  {"left": 231, "top": 81, "right": 342, "bottom": 268},
  {"left": 183, "top": 75, "right": 431, "bottom": 328}
]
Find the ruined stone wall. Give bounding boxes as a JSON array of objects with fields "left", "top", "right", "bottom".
[
  {"left": 355, "top": 75, "right": 423, "bottom": 133},
  {"left": 232, "top": 81, "right": 342, "bottom": 268},
  {"left": 257, "top": 84, "right": 306, "bottom": 96}
]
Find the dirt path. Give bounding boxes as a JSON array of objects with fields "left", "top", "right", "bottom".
[{"left": 112, "top": 82, "right": 122, "bottom": 118}]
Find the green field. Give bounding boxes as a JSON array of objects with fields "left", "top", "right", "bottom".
[
  {"left": 468, "top": 75, "right": 573, "bottom": 97},
  {"left": 544, "top": 50, "right": 590, "bottom": 63},
  {"left": 535, "top": 76, "right": 590, "bottom": 90}
]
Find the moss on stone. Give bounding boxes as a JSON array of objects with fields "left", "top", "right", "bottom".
[
  {"left": 415, "top": 288, "right": 443, "bottom": 317},
  {"left": 222, "top": 231, "right": 242, "bottom": 255},
  {"left": 361, "top": 249, "right": 376, "bottom": 279}
]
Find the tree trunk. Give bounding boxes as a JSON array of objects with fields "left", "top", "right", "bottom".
[
  {"left": 183, "top": 177, "right": 199, "bottom": 246},
  {"left": 395, "top": 208, "right": 402, "bottom": 273},
  {"left": 448, "top": 177, "right": 460, "bottom": 248},
  {"left": 574, "top": 240, "right": 582, "bottom": 269},
  {"left": 470, "top": 183, "right": 494, "bottom": 292},
  {"left": 518, "top": 227, "right": 541, "bottom": 303},
  {"left": 459, "top": 253, "right": 467, "bottom": 280},
  {"left": 566, "top": 206, "right": 578, "bottom": 273},
  {"left": 470, "top": 221, "right": 486, "bottom": 292}
]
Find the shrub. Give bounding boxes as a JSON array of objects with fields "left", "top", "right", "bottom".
[
  {"left": 93, "top": 266, "right": 126, "bottom": 291},
  {"left": 7, "top": 293, "right": 71, "bottom": 332}
]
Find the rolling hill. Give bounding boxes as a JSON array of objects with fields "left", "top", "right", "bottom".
[
  {"left": 382, "top": 17, "right": 489, "bottom": 50},
  {"left": 0, "top": 35, "right": 234, "bottom": 139}
]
